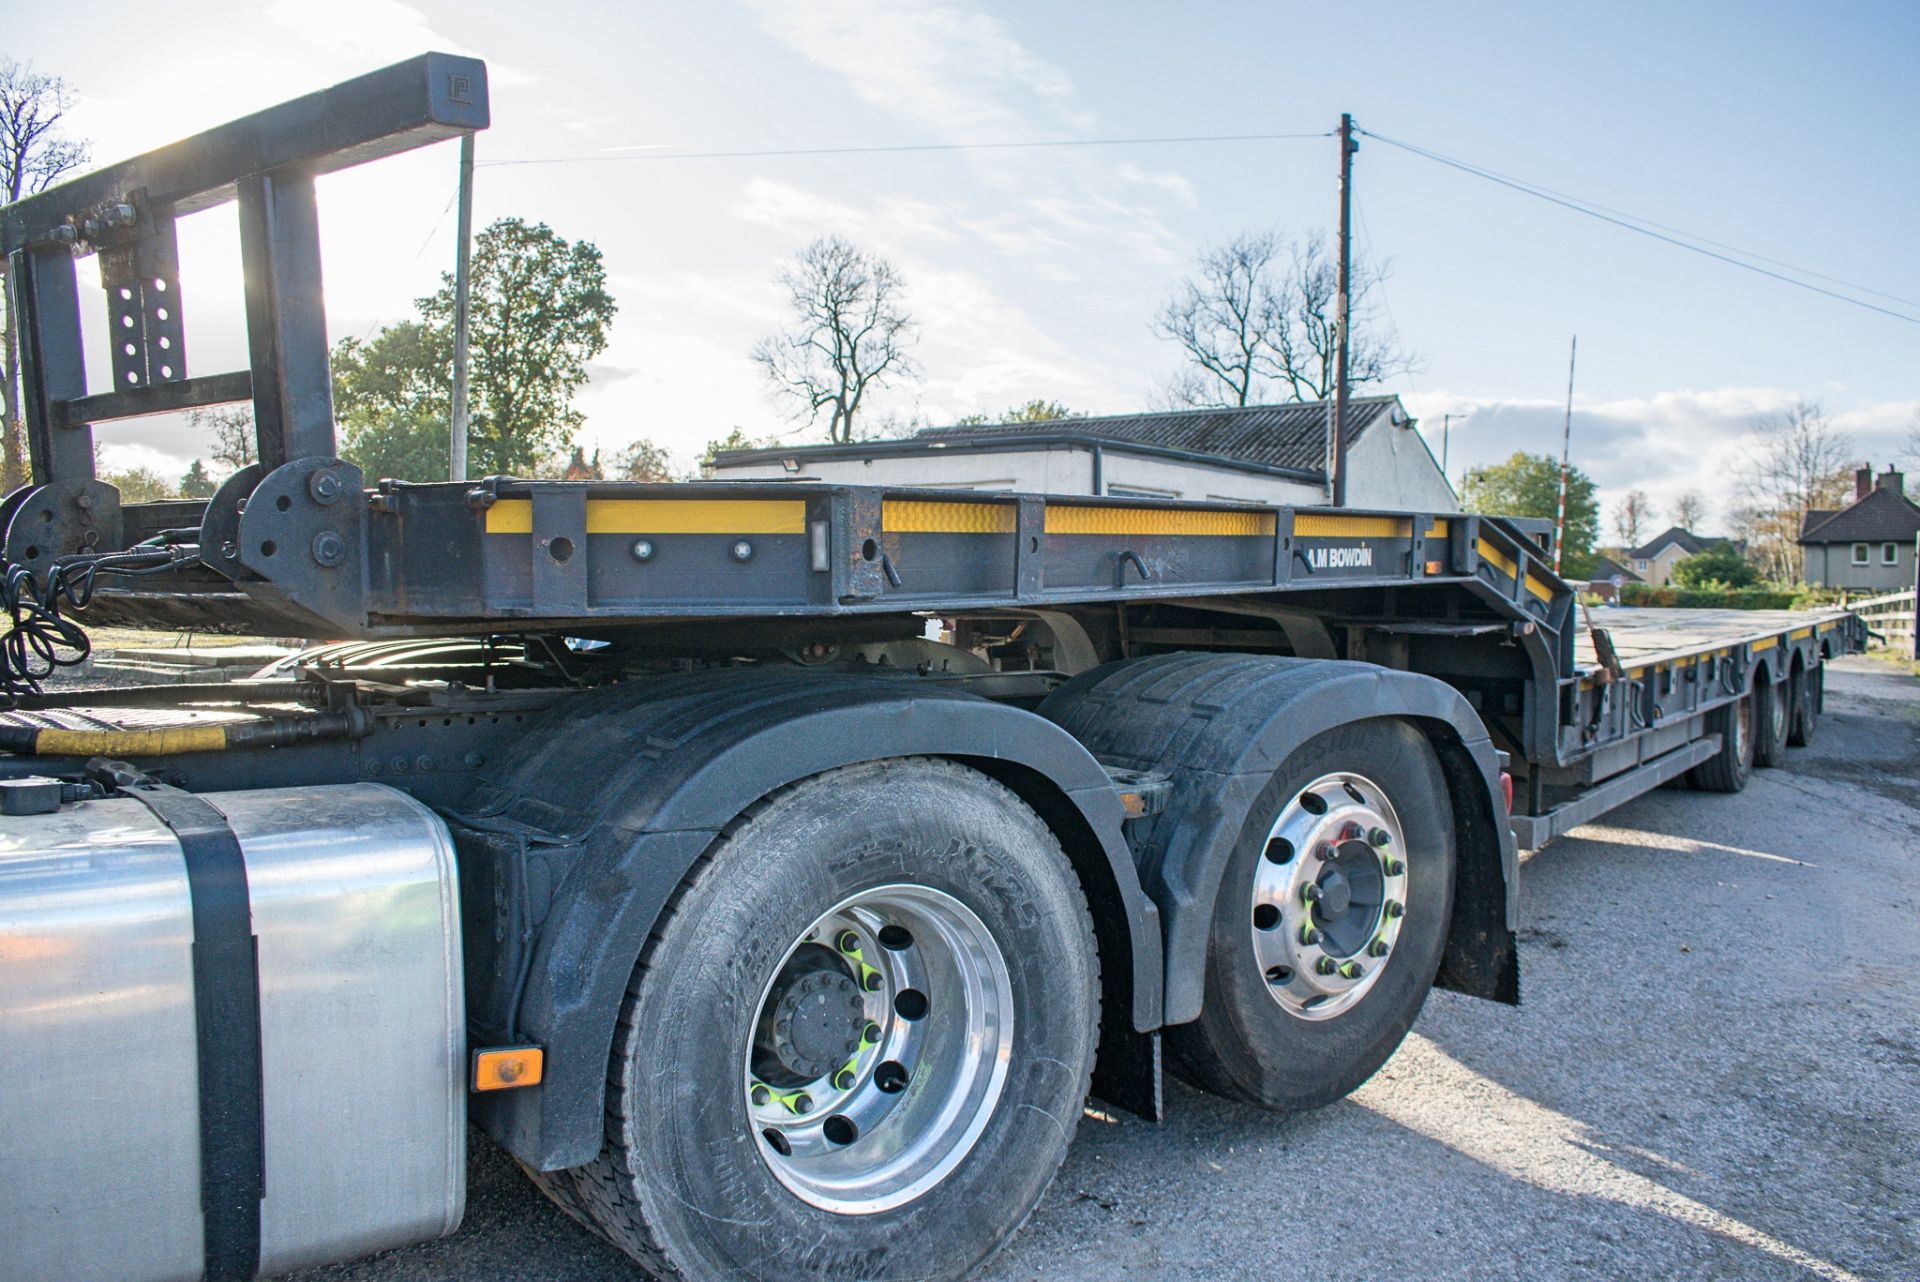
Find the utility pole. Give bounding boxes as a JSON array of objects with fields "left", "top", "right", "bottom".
[
  {"left": 1555, "top": 335, "right": 1578, "bottom": 574},
  {"left": 1331, "top": 113, "right": 1356, "bottom": 507},
  {"left": 449, "top": 132, "right": 476, "bottom": 482},
  {"left": 1441, "top": 412, "right": 1451, "bottom": 478}
]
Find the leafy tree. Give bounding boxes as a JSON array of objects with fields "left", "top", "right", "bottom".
[
  {"left": 954, "top": 399, "right": 1082, "bottom": 426},
  {"left": 100, "top": 465, "right": 175, "bottom": 503},
  {"left": 753, "top": 235, "right": 918, "bottom": 444},
  {"left": 332, "top": 219, "right": 616, "bottom": 480},
  {"left": 699, "top": 427, "right": 771, "bottom": 476},
  {"left": 186, "top": 405, "right": 258, "bottom": 473},
  {"left": 1, "top": 58, "right": 91, "bottom": 491},
  {"left": 179, "top": 459, "right": 216, "bottom": 498},
  {"left": 1671, "top": 542, "right": 1757, "bottom": 589},
  {"left": 1459, "top": 451, "right": 1601, "bottom": 579},
  {"left": 1154, "top": 229, "right": 1414, "bottom": 408},
  {"left": 610, "top": 438, "right": 677, "bottom": 481}
]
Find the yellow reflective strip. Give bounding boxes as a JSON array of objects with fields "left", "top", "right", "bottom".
[
  {"left": 1293, "top": 514, "right": 1411, "bottom": 539},
  {"left": 1044, "top": 506, "right": 1276, "bottom": 536},
  {"left": 1477, "top": 537, "right": 1518, "bottom": 580},
  {"left": 1752, "top": 636, "right": 1777, "bottom": 651},
  {"left": 484, "top": 498, "right": 806, "bottom": 535},
  {"left": 1525, "top": 574, "right": 1556, "bottom": 603},
  {"left": 882, "top": 499, "right": 1016, "bottom": 534},
  {"left": 486, "top": 500, "right": 533, "bottom": 534},
  {"left": 1426, "top": 519, "right": 1450, "bottom": 539},
  {"left": 1790, "top": 627, "right": 1812, "bottom": 640},
  {"left": 35, "top": 725, "right": 228, "bottom": 756}
]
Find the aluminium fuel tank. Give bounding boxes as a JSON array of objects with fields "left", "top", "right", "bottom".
[{"left": 0, "top": 782, "right": 465, "bottom": 1282}]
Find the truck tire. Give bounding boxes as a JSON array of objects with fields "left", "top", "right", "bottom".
[
  {"left": 1167, "top": 719, "right": 1455, "bottom": 1111},
  {"left": 1753, "top": 672, "right": 1790, "bottom": 768},
  {"left": 1689, "top": 696, "right": 1754, "bottom": 793},
  {"left": 1788, "top": 661, "right": 1819, "bottom": 746},
  {"left": 562, "top": 758, "right": 1099, "bottom": 1282}
]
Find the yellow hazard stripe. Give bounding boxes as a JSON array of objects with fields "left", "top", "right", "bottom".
[
  {"left": 1426, "top": 519, "right": 1450, "bottom": 539},
  {"left": 485, "top": 498, "right": 806, "bottom": 535},
  {"left": 1789, "top": 627, "right": 1812, "bottom": 641},
  {"left": 1476, "top": 536, "right": 1555, "bottom": 603},
  {"left": 882, "top": 499, "right": 1016, "bottom": 534},
  {"left": 35, "top": 725, "right": 228, "bottom": 756},
  {"left": 1044, "top": 506, "right": 1276, "bottom": 537},
  {"left": 1294, "top": 514, "right": 1411, "bottom": 539},
  {"left": 1751, "top": 636, "right": 1777, "bottom": 651}
]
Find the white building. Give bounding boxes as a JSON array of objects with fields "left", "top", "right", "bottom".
[{"left": 710, "top": 396, "right": 1458, "bottom": 513}]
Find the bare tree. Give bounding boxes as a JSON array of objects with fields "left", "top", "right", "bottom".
[
  {"left": 1, "top": 59, "right": 91, "bottom": 491},
  {"left": 189, "top": 406, "right": 258, "bottom": 473},
  {"left": 1670, "top": 490, "right": 1708, "bottom": 531},
  {"left": 610, "top": 437, "right": 676, "bottom": 482},
  {"left": 1154, "top": 229, "right": 1416, "bottom": 408},
  {"left": 1735, "top": 400, "right": 1855, "bottom": 583},
  {"left": 1612, "top": 488, "right": 1652, "bottom": 548},
  {"left": 753, "top": 236, "right": 918, "bottom": 444}
]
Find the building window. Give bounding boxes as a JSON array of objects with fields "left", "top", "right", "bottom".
[
  {"left": 1885, "top": 543, "right": 1901, "bottom": 565},
  {"left": 1852, "top": 543, "right": 1869, "bottom": 565},
  {"left": 1633, "top": 559, "right": 1648, "bottom": 571}
]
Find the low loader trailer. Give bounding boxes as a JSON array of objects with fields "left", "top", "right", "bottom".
[{"left": 0, "top": 55, "right": 1864, "bottom": 1282}]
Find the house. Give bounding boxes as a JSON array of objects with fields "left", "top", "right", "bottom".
[
  {"left": 1585, "top": 554, "right": 1643, "bottom": 601},
  {"left": 1799, "top": 466, "right": 1919, "bottom": 592},
  {"left": 1623, "top": 527, "right": 1738, "bottom": 588},
  {"left": 709, "top": 395, "right": 1459, "bottom": 512}
]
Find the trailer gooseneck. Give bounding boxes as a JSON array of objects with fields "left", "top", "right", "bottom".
[{"left": 0, "top": 55, "right": 1864, "bottom": 1282}]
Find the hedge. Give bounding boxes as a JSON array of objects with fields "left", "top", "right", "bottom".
[{"left": 1615, "top": 583, "right": 1829, "bottom": 610}]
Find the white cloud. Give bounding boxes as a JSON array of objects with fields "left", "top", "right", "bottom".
[{"left": 265, "top": 0, "right": 535, "bottom": 85}]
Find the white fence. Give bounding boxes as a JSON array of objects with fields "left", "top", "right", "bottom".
[{"left": 1850, "top": 588, "right": 1919, "bottom": 659}]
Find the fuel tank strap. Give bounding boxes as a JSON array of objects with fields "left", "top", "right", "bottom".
[{"left": 124, "top": 784, "right": 265, "bottom": 1282}]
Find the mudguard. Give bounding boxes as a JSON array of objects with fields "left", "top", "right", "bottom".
[
  {"left": 1039, "top": 653, "right": 1519, "bottom": 1026},
  {"left": 453, "top": 668, "right": 1162, "bottom": 1170}
]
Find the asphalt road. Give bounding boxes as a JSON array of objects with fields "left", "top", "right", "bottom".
[{"left": 298, "top": 655, "right": 1920, "bottom": 1282}]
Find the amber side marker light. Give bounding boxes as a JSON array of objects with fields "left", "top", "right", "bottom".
[{"left": 473, "top": 1045, "right": 544, "bottom": 1092}]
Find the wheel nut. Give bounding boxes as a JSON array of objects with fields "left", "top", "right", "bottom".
[
  {"left": 1302, "top": 883, "right": 1323, "bottom": 902},
  {"left": 1384, "top": 859, "right": 1406, "bottom": 876},
  {"left": 1369, "top": 827, "right": 1391, "bottom": 847},
  {"left": 862, "top": 970, "right": 883, "bottom": 991},
  {"left": 1315, "top": 957, "right": 1339, "bottom": 975},
  {"left": 1339, "top": 961, "right": 1364, "bottom": 980},
  {"left": 862, "top": 1022, "right": 881, "bottom": 1045},
  {"left": 1301, "top": 926, "right": 1325, "bottom": 946},
  {"left": 751, "top": 1084, "right": 770, "bottom": 1106},
  {"left": 837, "top": 930, "right": 860, "bottom": 953},
  {"left": 1368, "top": 939, "right": 1389, "bottom": 957},
  {"left": 791, "top": 1093, "right": 813, "bottom": 1115},
  {"left": 834, "top": 1069, "right": 856, "bottom": 1091},
  {"left": 1386, "top": 901, "right": 1405, "bottom": 918}
]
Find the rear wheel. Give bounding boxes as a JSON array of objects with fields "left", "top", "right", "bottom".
[
  {"left": 1690, "top": 694, "right": 1754, "bottom": 793},
  {"left": 1753, "top": 673, "right": 1790, "bottom": 768},
  {"left": 1788, "top": 661, "right": 1820, "bottom": 746},
  {"left": 1168, "top": 719, "right": 1454, "bottom": 1111},
  {"left": 562, "top": 758, "right": 1099, "bottom": 1282}
]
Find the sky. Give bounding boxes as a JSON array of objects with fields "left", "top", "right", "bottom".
[{"left": 10, "top": 0, "right": 1919, "bottom": 539}]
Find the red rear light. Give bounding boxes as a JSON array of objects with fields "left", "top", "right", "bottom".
[{"left": 1499, "top": 771, "right": 1514, "bottom": 815}]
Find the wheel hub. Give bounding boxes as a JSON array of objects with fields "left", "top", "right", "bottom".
[
  {"left": 766, "top": 963, "right": 867, "bottom": 1081},
  {"left": 1251, "top": 772, "right": 1409, "bottom": 1021}
]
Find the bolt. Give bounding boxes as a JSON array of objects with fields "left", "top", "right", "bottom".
[
  {"left": 1339, "top": 961, "right": 1365, "bottom": 980},
  {"left": 1302, "top": 883, "right": 1323, "bottom": 903},
  {"left": 751, "top": 1084, "right": 770, "bottom": 1106},
  {"left": 631, "top": 539, "right": 654, "bottom": 562},
  {"left": 837, "top": 930, "right": 860, "bottom": 954},
  {"left": 863, "top": 970, "right": 883, "bottom": 992},
  {"left": 862, "top": 1023, "right": 881, "bottom": 1045},
  {"left": 1368, "top": 939, "right": 1390, "bottom": 957},
  {"left": 791, "top": 1093, "right": 813, "bottom": 1115},
  {"left": 310, "top": 530, "right": 346, "bottom": 567},
  {"left": 834, "top": 1069, "right": 856, "bottom": 1091},
  {"left": 50, "top": 224, "right": 77, "bottom": 245},
  {"left": 1315, "top": 957, "right": 1339, "bottom": 975},
  {"left": 107, "top": 203, "right": 136, "bottom": 227},
  {"left": 75, "top": 492, "right": 92, "bottom": 510},
  {"left": 1369, "top": 826, "right": 1392, "bottom": 847},
  {"left": 308, "top": 469, "right": 343, "bottom": 504},
  {"left": 1384, "top": 858, "right": 1406, "bottom": 876},
  {"left": 1301, "top": 926, "right": 1325, "bottom": 946},
  {"left": 732, "top": 540, "right": 754, "bottom": 562},
  {"left": 1386, "top": 901, "right": 1405, "bottom": 919}
]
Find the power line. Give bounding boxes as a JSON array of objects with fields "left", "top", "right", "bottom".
[
  {"left": 478, "top": 129, "right": 1332, "bottom": 168},
  {"left": 1357, "top": 128, "right": 1920, "bottom": 327}
]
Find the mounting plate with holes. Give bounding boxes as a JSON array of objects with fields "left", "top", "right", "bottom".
[
  {"left": 235, "top": 457, "right": 368, "bottom": 631},
  {"left": 2, "top": 479, "right": 125, "bottom": 580},
  {"left": 197, "top": 463, "right": 266, "bottom": 580}
]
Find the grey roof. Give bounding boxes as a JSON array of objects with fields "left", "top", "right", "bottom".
[
  {"left": 1800, "top": 510, "right": 1837, "bottom": 539},
  {"left": 1626, "top": 526, "right": 1738, "bottom": 560},
  {"left": 1798, "top": 487, "right": 1920, "bottom": 545},
  {"left": 1588, "top": 555, "right": 1642, "bottom": 583},
  {"left": 912, "top": 396, "right": 1405, "bottom": 474}
]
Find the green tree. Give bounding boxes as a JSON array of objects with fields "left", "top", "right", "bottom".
[
  {"left": 1459, "top": 451, "right": 1601, "bottom": 579},
  {"left": 610, "top": 438, "right": 677, "bottom": 481},
  {"left": 954, "top": 399, "right": 1083, "bottom": 426},
  {"left": 179, "top": 459, "right": 216, "bottom": 498},
  {"left": 1671, "top": 542, "right": 1757, "bottom": 589},
  {"left": 699, "top": 427, "right": 771, "bottom": 476},
  {"left": 332, "top": 218, "right": 617, "bottom": 481},
  {"left": 100, "top": 464, "right": 175, "bottom": 503}
]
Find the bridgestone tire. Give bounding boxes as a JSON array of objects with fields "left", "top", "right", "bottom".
[
  {"left": 560, "top": 758, "right": 1099, "bottom": 1282},
  {"left": 1753, "top": 674, "right": 1790, "bottom": 769},
  {"left": 1788, "top": 663, "right": 1819, "bottom": 746},
  {"left": 1167, "top": 719, "right": 1454, "bottom": 1112},
  {"left": 1690, "top": 695, "right": 1754, "bottom": 793}
]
